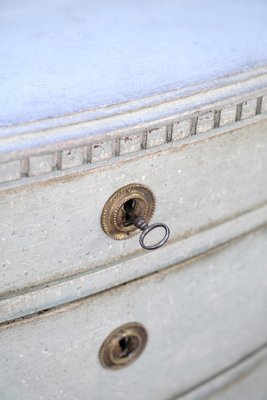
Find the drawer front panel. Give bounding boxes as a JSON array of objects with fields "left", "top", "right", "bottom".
[
  {"left": 0, "top": 227, "right": 267, "bottom": 400},
  {"left": 208, "top": 359, "right": 267, "bottom": 400},
  {"left": 1, "top": 121, "right": 267, "bottom": 296},
  {"left": 175, "top": 346, "right": 267, "bottom": 400}
]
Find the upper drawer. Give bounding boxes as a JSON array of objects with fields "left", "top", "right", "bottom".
[
  {"left": 0, "top": 227, "right": 267, "bottom": 400},
  {"left": 1, "top": 119, "right": 267, "bottom": 297}
]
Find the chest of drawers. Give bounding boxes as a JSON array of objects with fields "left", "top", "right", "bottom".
[{"left": 1, "top": 1, "right": 267, "bottom": 399}]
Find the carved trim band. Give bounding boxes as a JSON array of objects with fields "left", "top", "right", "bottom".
[{"left": 0, "top": 94, "right": 267, "bottom": 185}]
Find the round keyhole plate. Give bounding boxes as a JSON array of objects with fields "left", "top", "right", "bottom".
[
  {"left": 101, "top": 183, "right": 156, "bottom": 240},
  {"left": 99, "top": 322, "right": 148, "bottom": 370}
]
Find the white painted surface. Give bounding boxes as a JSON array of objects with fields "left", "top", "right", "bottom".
[
  {"left": 207, "top": 359, "right": 267, "bottom": 400},
  {"left": 1, "top": 0, "right": 267, "bottom": 125},
  {"left": 1, "top": 204, "right": 266, "bottom": 324},
  {"left": 0, "top": 228, "right": 267, "bottom": 400},
  {"left": 0, "top": 6, "right": 266, "bottom": 395},
  {"left": 1, "top": 121, "right": 267, "bottom": 296},
  {"left": 177, "top": 346, "right": 267, "bottom": 400}
]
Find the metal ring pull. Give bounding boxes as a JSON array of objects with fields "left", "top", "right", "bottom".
[
  {"left": 125, "top": 205, "right": 170, "bottom": 250},
  {"left": 138, "top": 219, "right": 170, "bottom": 250}
]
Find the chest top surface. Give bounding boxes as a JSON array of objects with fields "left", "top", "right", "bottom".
[{"left": 1, "top": 0, "right": 267, "bottom": 128}]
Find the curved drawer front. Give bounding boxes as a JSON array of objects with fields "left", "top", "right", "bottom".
[
  {"left": 0, "top": 227, "right": 266, "bottom": 400},
  {"left": 213, "top": 361, "right": 267, "bottom": 400},
  {"left": 1, "top": 119, "right": 267, "bottom": 296},
  {"left": 206, "top": 358, "right": 267, "bottom": 400},
  {"left": 1, "top": 4, "right": 267, "bottom": 398},
  {"left": 175, "top": 346, "right": 267, "bottom": 400}
]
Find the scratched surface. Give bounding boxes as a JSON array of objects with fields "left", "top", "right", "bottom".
[
  {"left": 0, "top": 228, "right": 267, "bottom": 400},
  {"left": 1, "top": 0, "right": 267, "bottom": 126},
  {"left": 1, "top": 121, "right": 267, "bottom": 296}
]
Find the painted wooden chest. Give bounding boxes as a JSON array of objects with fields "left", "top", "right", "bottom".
[{"left": 1, "top": 1, "right": 267, "bottom": 399}]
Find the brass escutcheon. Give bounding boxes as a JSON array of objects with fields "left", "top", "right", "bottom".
[
  {"left": 99, "top": 322, "right": 148, "bottom": 370},
  {"left": 101, "top": 183, "right": 156, "bottom": 240}
]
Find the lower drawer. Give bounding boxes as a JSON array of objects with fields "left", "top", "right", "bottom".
[
  {"left": 176, "top": 345, "right": 267, "bottom": 400},
  {"left": 206, "top": 356, "right": 267, "bottom": 400},
  {"left": 0, "top": 227, "right": 267, "bottom": 400}
]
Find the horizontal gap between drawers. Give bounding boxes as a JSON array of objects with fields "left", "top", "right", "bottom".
[
  {"left": 169, "top": 342, "right": 267, "bottom": 400},
  {"left": 0, "top": 203, "right": 267, "bottom": 326}
]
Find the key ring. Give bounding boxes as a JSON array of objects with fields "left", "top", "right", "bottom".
[
  {"left": 124, "top": 205, "right": 170, "bottom": 250},
  {"left": 139, "top": 221, "right": 170, "bottom": 250}
]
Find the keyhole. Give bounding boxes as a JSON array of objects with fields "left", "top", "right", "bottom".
[
  {"left": 118, "top": 337, "right": 131, "bottom": 358},
  {"left": 123, "top": 199, "right": 137, "bottom": 226},
  {"left": 99, "top": 322, "right": 148, "bottom": 369}
]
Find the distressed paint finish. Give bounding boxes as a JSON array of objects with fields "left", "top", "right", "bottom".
[
  {"left": 0, "top": 2, "right": 266, "bottom": 397},
  {"left": 1, "top": 204, "right": 266, "bottom": 324},
  {"left": 1, "top": 0, "right": 267, "bottom": 126},
  {"left": 0, "top": 93, "right": 267, "bottom": 185},
  {"left": 205, "top": 359, "right": 267, "bottom": 400},
  {"left": 209, "top": 359, "right": 267, "bottom": 400},
  {"left": 1, "top": 68, "right": 267, "bottom": 169},
  {"left": 1, "top": 121, "right": 267, "bottom": 296},
  {"left": 0, "top": 228, "right": 267, "bottom": 400},
  {"left": 175, "top": 346, "right": 267, "bottom": 400}
]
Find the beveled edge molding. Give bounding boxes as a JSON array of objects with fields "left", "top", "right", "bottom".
[
  {"left": 1, "top": 65, "right": 267, "bottom": 136},
  {"left": 173, "top": 344, "right": 267, "bottom": 400},
  {"left": 0, "top": 203, "right": 266, "bottom": 325},
  {"left": 1, "top": 65, "right": 267, "bottom": 185}
]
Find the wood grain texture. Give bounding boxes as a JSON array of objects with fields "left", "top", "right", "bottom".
[{"left": 0, "top": 228, "right": 266, "bottom": 400}]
